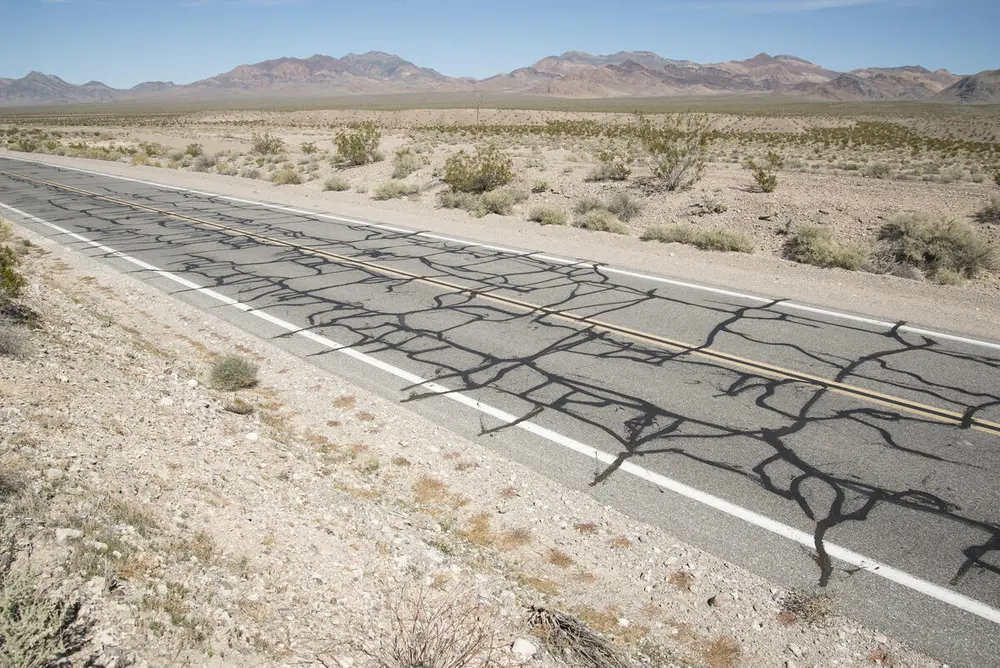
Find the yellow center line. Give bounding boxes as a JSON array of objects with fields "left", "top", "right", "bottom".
[{"left": 3, "top": 166, "right": 998, "bottom": 436}]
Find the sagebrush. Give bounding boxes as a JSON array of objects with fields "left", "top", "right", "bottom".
[
  {"left": 210, "top": 354, "right": 259, "bottom": 390},
  {"left": 443, "top": 145, "right": 514, "bottom": 194},
  {"left": 335, "top": 122, "right": 382, "bottom": 166}
]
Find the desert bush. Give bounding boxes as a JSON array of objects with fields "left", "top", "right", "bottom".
[
  {"left": 210, "top": 354, "right": 259, "bottom": 390},
  {"left": 239, "top": 167, "right": 260, "bottom": 180},
  {"left": 392, "top": 146, "right": 430, "bottom": 179},
  {"left": 530, "top": 180, "right": 549, "bottom": 193},
  {"left": 528, "top": 204, "right": 568, "bottom": 226},
  {"left": 323, "top": 176, "right": 351, "bottom": 192},
  {"left": 587, "top": 145, "right": 632, "bottom": 182},
  {"left": 878, "top": 213, "right": 997, "bottom": 281},
  {"left": 271, "top": 168, "right": 302, "bottom": 185},
  {"left": 779, "top": 590, "right": 834, "bottom": 628},
  {"left": 573, "top": 197, "right": 607, "bottom": 216},
  {"left": 184, "top": 143, "right": 203, "bottom": 157},
  {"left": 640, "top": 119, "right": 706, "bottom": 191},
  {"left": 300, "top": 141, "right": 318, "bottom": 155},
  {"left": 863, "top": 163, "right": 892, "bottom": 179},
  {"left": 0, "top": 247, "right": 26, "bottom": 302},
  {"left": 745, "top": 151, "right": 784, "bottom": 193},
  {"left": 975, "top": 194, "right": 1000, "bottom": 224},
  {"left": 360, "top": 587, "right": 501, "bottom": 668},
  {"left": 438, "top": 190, "right": 482, "bottom": 213},
  {"left": 606, "top": 192, "right": 644, "bottom": 223},
  {"left": 335, "top": 122, "right": 382, "bottom": 166},
  {"left": 694, "top": 197, "right": 728, "bottom": 215},
  {"left": 251, "top": 132, "right": 284, "bottom": 156},
  {"left": 192, "top": 154, "right": 217, "bottom": 172},
  {"left": 574, "top": 210, "right": 628, "bottom": 234},
  {"left": 992, "top": 169, "right": 1000, "bottom": 187},
  {"left": 784, "top": 226, "right": 868, "bottom": 270},
  {"left": 443, "top": 145, "right": 514, "bottom": 193},
  {"left": 0, "top": 321, "right": 28, "bottom": 358},
  {"left": 641, "top": 224, "right": 754, "bottom": 253},
  {"left": 373, "top": 180, "right": 420, "bottom": 201},
  {"left": 478, "top": 189, "right": 526, "bottom": 216},
  {"left": 216, "top": 162, "right": 237, "bottom": 177}
]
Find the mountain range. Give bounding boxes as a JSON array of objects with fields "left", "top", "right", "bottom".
[{"left": 1, "top": 50, "right": 996, "bottom": 106}]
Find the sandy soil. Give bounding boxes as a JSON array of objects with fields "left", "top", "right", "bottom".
[{"left": 0, "top": 187, "right": 945, "bottom": 665}]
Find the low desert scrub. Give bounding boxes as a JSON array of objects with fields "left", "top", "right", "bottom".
[
  {"left": 392, "top": 146, "right": 430, "bottom": 179},
  {"left": 641, "top": 224, "right": 754, "bottom": 253},
  {"left": 300, "top": 141, "right": 318, "bottom": 155},
  {"left": 184, "top": 143, "right": 203, "bottom": 157},
  {"left": 528, "top": 607, "right": 632, "bottom": 668},
  {"left": 745, "top": 151, "right": 784, "bottom": 193},
  {"left": 547, "top": 549, "right": 575, "bottom": 568},
  {"left": 323, "top": 175, "right": 351, "bottom": 192},
  {"left": 606, "top": 192, "right": 644, "bottom": 222},
  {"left": 531, "top": 180, "right": 549, "bottom": 193},
  {"left": 778, "top": 589, "right": 834, "bottom": 627},
  {"left": 373, "top": 180, "right": 420, "bottom": 201},
  {"left": 587, "top": 145, "right": 632, "bottom": 182},
  {"left": 360, "top": 586, "right": 502, "bottom": 668},
  {"left": 641, "top": 120, "right": 706, "bottom": 192},
  {"left": 0, "top": 520, "right": 91, "bottom": 668},
  {"left": 1, "top": 245, "right": 27, "bottom": 301},
  {"left": 992, "top": 169, "right": 1000, "bottom": 187},
  {"left": 271, "top": 168, "right": 302, "bottom": 186},
  {"left": 878, "top": 213, "right": 997, "bottom": 282},
  {"left": 574, "top": 211, "right": 628, "bottom": 235},
  {"left": 335, "top": 121, "right": 382, "bottom": 166},
  {"left": 192, "top": 154, "right": 217, "bottom": 172},
  {"left": 975, "top": 194, "right": 1000, "bottom": 224},
  {"left": 693, "top": 197, "right": 728, "bottom": 215},
  {"left": 528, "top": 204, "right": 568, "bottom": 226},
  {"left": 443, "top": 145, "right": 514, "bottom": 193},
  {"left": 250, "top": 132, "right": 285, "bottom": 156},
  {"left": 702, "top": 636, "right": 741, "bottom": 668},
  {"left": 784, "top": 226, "right": 868, "bottom": 270},
  {"left": 573, "top": 196, "right": 607, "bottom": 216},
  {"left": 224, "top": 397, "right": 254, "bottom": 415},
  {"left": 210, "top": 354, "right": 259, "bottom": 391},
  {"left": 0, "top": 321, "right": 29, "bottom": 358},
  {"left": 863, "top": 163, "right": 892, "bottom": 179},
  {"left": 439, "top": 188, "right": 525, "bottom": 217}
]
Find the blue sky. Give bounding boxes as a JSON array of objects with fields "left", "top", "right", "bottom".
[{"left": 1, "top": 0, "right": 996, "bottom": 87}]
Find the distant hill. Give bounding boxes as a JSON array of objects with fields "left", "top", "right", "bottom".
[
  {"left": 935, "top": 70, "right": 1000, "bottom": 103},
  {"left": 0, "top": 50, "right": 985, "bottom": 106}
]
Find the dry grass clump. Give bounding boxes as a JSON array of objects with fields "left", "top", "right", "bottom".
[
  {"left": 392, "top": 146, "right": 430, "bottom": 179},
  {"left": 443, "top": 145, "right": 514, "bottom": 194},
  {"left": 271, "top": 167, "right": 302, "bottom": 186},
  {"left": 323, "top": 175, "right": 351, "bottom": 192},
  {"left": 606, "top": 192, "right": 644, "bottom": 222},
  {"left": 528, "top": 204, "right": 568, "bottom": 226},
  {"left": 528, "top": 606, "right": 632, "bottom": 668},
  {"left": 702, "top": 636, "right": 741, "bottom": 668},
  {"left": 0, "top": 245, "right": 27, "bottom": 299},
  {"left": 209, "top": 354, "right": 259, "bottom": 391},
  {"left": 784, "top": 225, "right": 868, "bottom": 270},
  {"left": 439, "top": 188, "right": 525, "bottom": 217},
  {"left": 587, "top": 145, "right": 632, "bottom": 182},
  {"left": 975, "top": 194, "right": 1000, "bottom": 224},
  {"left": 575, "top": 210, "right": 628, "bottom": 235},
  {"left": 878, "top": 213, "right": 997, "bottom": 283},
  {"left": 547, "top": 549, "right": 575, "bottom": 568},
  {"left": 863, "top": 163, "right": 892, "bottom": 179},
  {"left": 360, "top": 586, "right": 502, "bottom": 668},
  {"left": 777, "top": 589, "right": 835, "bottom": 627},
  {"left": 641, "top": 224, "right": 754, "bottom": 253},
  {"left": 373, "top": 180, "right": 420, "bottom": 201}
]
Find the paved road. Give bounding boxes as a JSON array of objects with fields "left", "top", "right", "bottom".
[{"left": 2, "top": 156, "right": 998, "bottom": 666}]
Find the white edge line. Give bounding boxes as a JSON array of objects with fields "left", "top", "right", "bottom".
[
  {"left": 5, "top": 153, "right": 1000, "bottom": 352},
  {"left": 2, "top": 197, "right": 998, "bottom": 627}
]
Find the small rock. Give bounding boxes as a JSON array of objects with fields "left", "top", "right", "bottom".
[
  {"left": 707, "top": 595, "right": 725, "bottom": 608},
  {"left": 187, "top": 379, "right": 198, "bottom": 388},
  {"left": 788, "top": 644, "right": 803, "bottom": 658},
  {"left": 158, "top": 397, "right": 174, "bottom": 407},
  {"left": 874, "top": 634, "right": 888, "bottom": 645},
  {"left": 54, "top": 528, "right": 83, "bottom": 542},
  {"left": 245, "top": 432, "right": 259, "bottom": 442},
  {"left": 511, "top": 638, "right": 537, "bottom": 657},
  {"left": 45, "top": 468, "right": 65, "bottom": 481}
]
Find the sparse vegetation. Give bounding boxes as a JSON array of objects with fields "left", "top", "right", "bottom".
[
  {"left": 373, "top": 180, "right": 420, "bottom": 201},
  {"left": 641, "top": 224, "right": 754, "bottom": 253},
  {"left": 250, "top": 132, "right": 284, "bottom": 156},
  {"left": 0, "top": 246, "right": 27, "bottom": 301},
  {"left": 300, "top": 141, "right": 318, "bottom": 155},
  {"left": 863, "top": 163, "right": 892, "bottom": 179},
  {"left": 778, "top": 589, "right": 834, "bottom": 627},
  {"left": 335, "top": 121, "right": 382, "bottom": 166},
  {"left": 209, "top": 354, "right": 259, "bottom": 391},
  {"left": 878, "top": 213, "right": 997, "bottom": 282},
  {"left": 528, "top": 204, "right": 568, "bottom": 226},
  {"left": 745, "top": 151, "right": 784, "bottom": 193},
  {"left": 323, "top": 175, "right": 351, "bottom": 192},
  {"left": 271, "top": 167, "right": 302, "bottom": 185},
  {"left": 975, "top": 194, "right": 1000, "bottom": 224},
  {"left": 443, "top": 145, "right": 514, "bottom": 193},
  {"left": 641, "top": 118, "right": 707, "bottom": 191},
  {"left": 606, "top": 192, "right": 644, "bottom": 222},
  {"left": 587, "top": 145, "right": 632, "bottom": 182},
  {"left": 392, "top": 146, "right": 430, "bottom": 179},
  {"left": 574, "top": 210, "right": 628, "bottom": 235},
  {"left": 784, "top": 225, "right": 868, "bottom": 270}
]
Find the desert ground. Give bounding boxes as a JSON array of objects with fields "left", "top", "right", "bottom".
[{"left": 1, "top": 101, "right": 997, "bottom": 667}]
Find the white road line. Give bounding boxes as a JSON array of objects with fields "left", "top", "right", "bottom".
[
  {"left": 2, "top": 197, "right": 999, "bottom": 627},
  {"left": 5, "top": 154, "right": 1000, "bottom": 352}
]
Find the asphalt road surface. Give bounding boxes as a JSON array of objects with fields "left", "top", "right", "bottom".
[{"left": 1, "top": 156, "right": 998, "bottom": 666}]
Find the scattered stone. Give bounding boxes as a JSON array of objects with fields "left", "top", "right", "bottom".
[
  {"left": 245, "top": 432, "right": 260, "bottom": 442},
  {"left": 187, "top": 379, "right": 198, "bottom": 388},
  {"left": 44, "top": 468, "right": 65, "bottom": 481},
  {"left": 159, "top": 396, "right": 174, "bottom": 407},
  {"left": 511, "top": 638, "right": 537, "bottom": 657},
  {"left": 54, "top": 528, "right": 84, "bottom": 542}
]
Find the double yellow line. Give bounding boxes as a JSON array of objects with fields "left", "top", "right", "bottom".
[{"left": 3, "top": 166, "right": 998, "bottom": 436}]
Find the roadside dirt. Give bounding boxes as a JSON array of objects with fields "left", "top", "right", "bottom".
[{"left": 0, "top": 207, "right": 944, "bottom": 665}]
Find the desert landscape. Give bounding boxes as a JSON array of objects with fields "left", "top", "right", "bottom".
[{"left": 2, "top": 41, "right": 1000, "bottom": 668}]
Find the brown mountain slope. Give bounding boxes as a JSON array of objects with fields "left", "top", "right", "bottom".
[{"left": 935, "top": 70, "right": 1000, "bottom": 103}]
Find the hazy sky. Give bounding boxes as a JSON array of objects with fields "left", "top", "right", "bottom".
[{"left": 1, "top": 0, "right": 996, "bottom": 87}]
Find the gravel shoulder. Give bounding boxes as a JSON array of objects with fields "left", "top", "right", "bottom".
[{"left": 0, "top": 202, "right": 944, "bottom": 665}]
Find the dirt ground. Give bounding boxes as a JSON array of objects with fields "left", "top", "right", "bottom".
[{"left": 0, "top": 175, "right": 948, "bottom": 664}]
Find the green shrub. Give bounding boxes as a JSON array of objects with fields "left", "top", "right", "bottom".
[
  {"left": 863, "top": 163, "right": 892, "bottom": 179},
  {"left": 574, "top": 210, "right": 628, "bottom": 234},
  {"left": 300, "top": 141, "right": 318, "bottom": 155},
  {"left": 745, "top": 152, "right": 784, "bottom": 193},
  {"left": 531, "top": 180, "right": 549, "bottom": 193},
  {"left": 641, "top": 225, "right": 754, "bottom": 253},
  {"left": 640, "top": 120, "right": 706, "bottom": 192},
  {"left": 184, "top": 143, "right": 203, "bottom": 157},
  {"left": 323, "top": 176, "right": 351, "bottom": 192},
  {"left": 210, "top": 354, "right": 259, "bottom": 390},
  {"left": 373, "top": 180, "right": 420, "bottom": 201},
  {"left": 975, "top": 194, "right": 1000, "bottom": 224},
  {"left": 528, "top": 204, "right": 568, "bottom": 226},
  {"left": 0, "top": 568, "right": 90, "bottom": 668},
  {"left": 606, "top": 192, "right": 644, "bottom": 223},
  {"left": 392, "top": 146, "right": 430, "bottom": 179},
  {"left": 335, "top": 122, "right": 382, "bottom": 166},
  {"left": 271, "top": 168, "right": 302, "bottom": 185},
  {"left": 784, "top": 226, "right": 868, "bottom": 270},
  {"left": 878, "top": 213, "right": 997, "bottom": 281},
  {"left": 443, "top": 145, "right": 514, "bottom": 193},
  {"left": 587, "top": 146, "right": 632, "bottom": 182},
  {"left": 251, "top": 132, "right": 285, "bottom": 156},
  {"left": 0, "top": 246, "right": 26, "bottom": 301}
]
